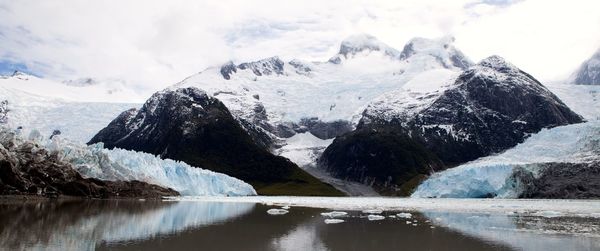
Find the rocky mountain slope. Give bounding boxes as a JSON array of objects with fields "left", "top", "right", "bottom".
[
  {"left": 571, "top": 48, "right": 600, "bottom": 85},
  {"left": 89, "top": 87, "right": 343, "bottom": 196},
  {"left": 320, "top": 56, "right": 584, "bottom": 195}
]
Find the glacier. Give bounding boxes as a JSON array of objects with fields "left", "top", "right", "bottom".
[
  {"left": 0, "top": 86, "right": 138, "bottom": 143},
  {"left": 411, "top": 82, "right": 600, "bottom": 199},
  {"left": 411, "top": 121, "right": 600, "bottom": 198},
  {"left": 1, "top": 127, "right": 256, "bottom": 196}
]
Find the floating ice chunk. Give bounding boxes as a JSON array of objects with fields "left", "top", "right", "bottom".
[
  {"left": 396, "top": 213, "right": 412, "bottom": 219},
  {"left": 362, "top": 209, "right": 383, "bottom": 214},
  {"left": 412, "top": 224, "right": 418, "bottom": 226},
  {"left": 267, "top": 209, "right": 289, "bottom": 215},
  {"left": 368, "top": 215, "right": 385, "bottom": 221},
  {"left": 324, "top": 219, "right": 345, "bottom": 224},
  {"left": 533, "top": 211, "right": 563, "bottom": 218},
  {"left": 281, "top": 205, "right": 291, "bottom": 210},
  {"left": 406, "top": 221, "right": 412, "bottom": 224},
  {"left": 321, "top": 211, "right": 348, "bottom": 218}
]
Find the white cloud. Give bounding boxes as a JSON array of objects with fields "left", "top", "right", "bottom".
[{"left": 0, "top": 0, "right": 598, "bottom": 96}]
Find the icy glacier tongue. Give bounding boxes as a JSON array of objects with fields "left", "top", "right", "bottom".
[
  {"left": 275, "top": 132, "right": 333, "bottom": 168},
  {"left": 44, "top": 135, "right": 257, "bottom": 196},
  {"left": 412, "top": 121, "right": 600, "bottom": 198}
]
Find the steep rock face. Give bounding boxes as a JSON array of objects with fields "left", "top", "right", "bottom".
[
  {"left": 514, "top": 162, "right": 600, "bottom": 199},
  {"left": 89, "top": 87, "right": 343, "bottom": 196},
  {"left": 0, "top": 131, "right": 178, "bottom": 198},
  {"left": 318, "top": 126, "right": 443, "bottom": 196},
  {"left": 361, "top": 56, "right": 584, "bottom": 165},
  {"left": 0, "top": 100, "right": 7, "bottom": 124},
  {"left": 572, "top": 49, "right": 600, "bottom": 85}
]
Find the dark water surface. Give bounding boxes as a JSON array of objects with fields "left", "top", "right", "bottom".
[{"left": 0, "top": 199, "right": 598, "bottom": 251}]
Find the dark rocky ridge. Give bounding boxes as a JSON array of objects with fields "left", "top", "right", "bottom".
[
  {"left": 513, "top": 162, "right": 600, "bottom": 199},
  {"left": 0, "top": 132, "right": 178, "bottom": 198},
  {"left": 319, "top": 126, "right": 444, "bottom": 196},
  {"left": 220, "top": 57, "right": 285, "bottom": 80},
  {"left": 89, "top": 87, "right": 343, "bottom": 196},
  {"left": 320, "top": 56, "right": 584, "bottom": 195},
  {"left": 274, "top": 118, "right": 353, "bottom": 140}
]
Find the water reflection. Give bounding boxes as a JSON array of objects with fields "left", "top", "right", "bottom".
[
  {"left": 1, "top": 200, "right": 599, "bottom": 251},
  {"left": 424, "top": 211, "right": 600, "bottom": 251},
  {"left": 0, "top": 200, "right": 254, "bottom": 251}
]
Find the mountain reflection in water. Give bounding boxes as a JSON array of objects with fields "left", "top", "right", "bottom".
[{"left": 0, "top": 199, "right": 599, "bottom": 251}]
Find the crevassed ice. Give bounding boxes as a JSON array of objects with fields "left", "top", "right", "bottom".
[
  {"left": 42, "top": 134, "right": 257, "bottom": 196},
  {"left": 412, "top": 122, "right": 600, "bottom": 198}
]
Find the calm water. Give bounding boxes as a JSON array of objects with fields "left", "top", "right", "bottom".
[{"left": 0, "top": 199, "right": 599, "bottom": 251}]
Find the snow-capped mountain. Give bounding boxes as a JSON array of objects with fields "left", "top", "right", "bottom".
[
  {"left": 318, "top": 56, "right": 583, "bottom": 195},
  {"left": 361, "top": 55, "right": 583, "bottom": 164},
  {"left": 571, "top": 48, "right": 600, "bottom": 85},
  {"left": 172, "top": 34, "right": 473, "bottom": 142},
  {"left": 89, "top": 87, "right": 343, "bottom": 196}
]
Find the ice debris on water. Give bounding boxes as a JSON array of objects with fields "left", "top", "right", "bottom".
[
  {"left": 368, "top": 215, "right": 385, "bottom": 221},
  {"left": 396, "top": 213, "right": 412, "bottom": 219},
  {"left": 267, "top": 209, "right": 289, "bottom": 215},
  {"left": 532, "top": 211, "right": 563, "bottom": 218},
  {"left": 362, "top": 209, "right": 383, "bottom": 214},
  {"left": 321, "top": 211, "right": 348, "bottom": 218},
  {"left": 324, "top": 219, "right": 345, "bottom": 224}
]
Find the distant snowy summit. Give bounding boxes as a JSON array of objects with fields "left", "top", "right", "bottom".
[
  {"left": 174, "top": 34, "right": 474, "bottom": 145},
  {"left": 571, "top": 48, "right": 600, "bottom": 85},
  {"left": 0, "top": 71, "right": 145, "bottom": 103}
]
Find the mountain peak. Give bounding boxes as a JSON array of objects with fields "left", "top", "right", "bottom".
[
  {"left": 219, "top": 56, "right": 285, "bottom": 80},
  {"left": 329, "top": 34, "right": 400, "bottom": 63},
  {"left": 477, "top": 55, "right": 518, "bottom": 72},
  {"left": 399, "top": 36, "right": 472, "bottom": 70},
  {"left": 571, "top": 48, "right": 600, "bottom": 85},
  {"left": 8, "top": 70, "right": 33, "bottom": 80}
]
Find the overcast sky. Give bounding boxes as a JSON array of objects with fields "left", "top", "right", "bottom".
[{"left": 1, "top": 0, "right": 599, "bottom": 92}]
